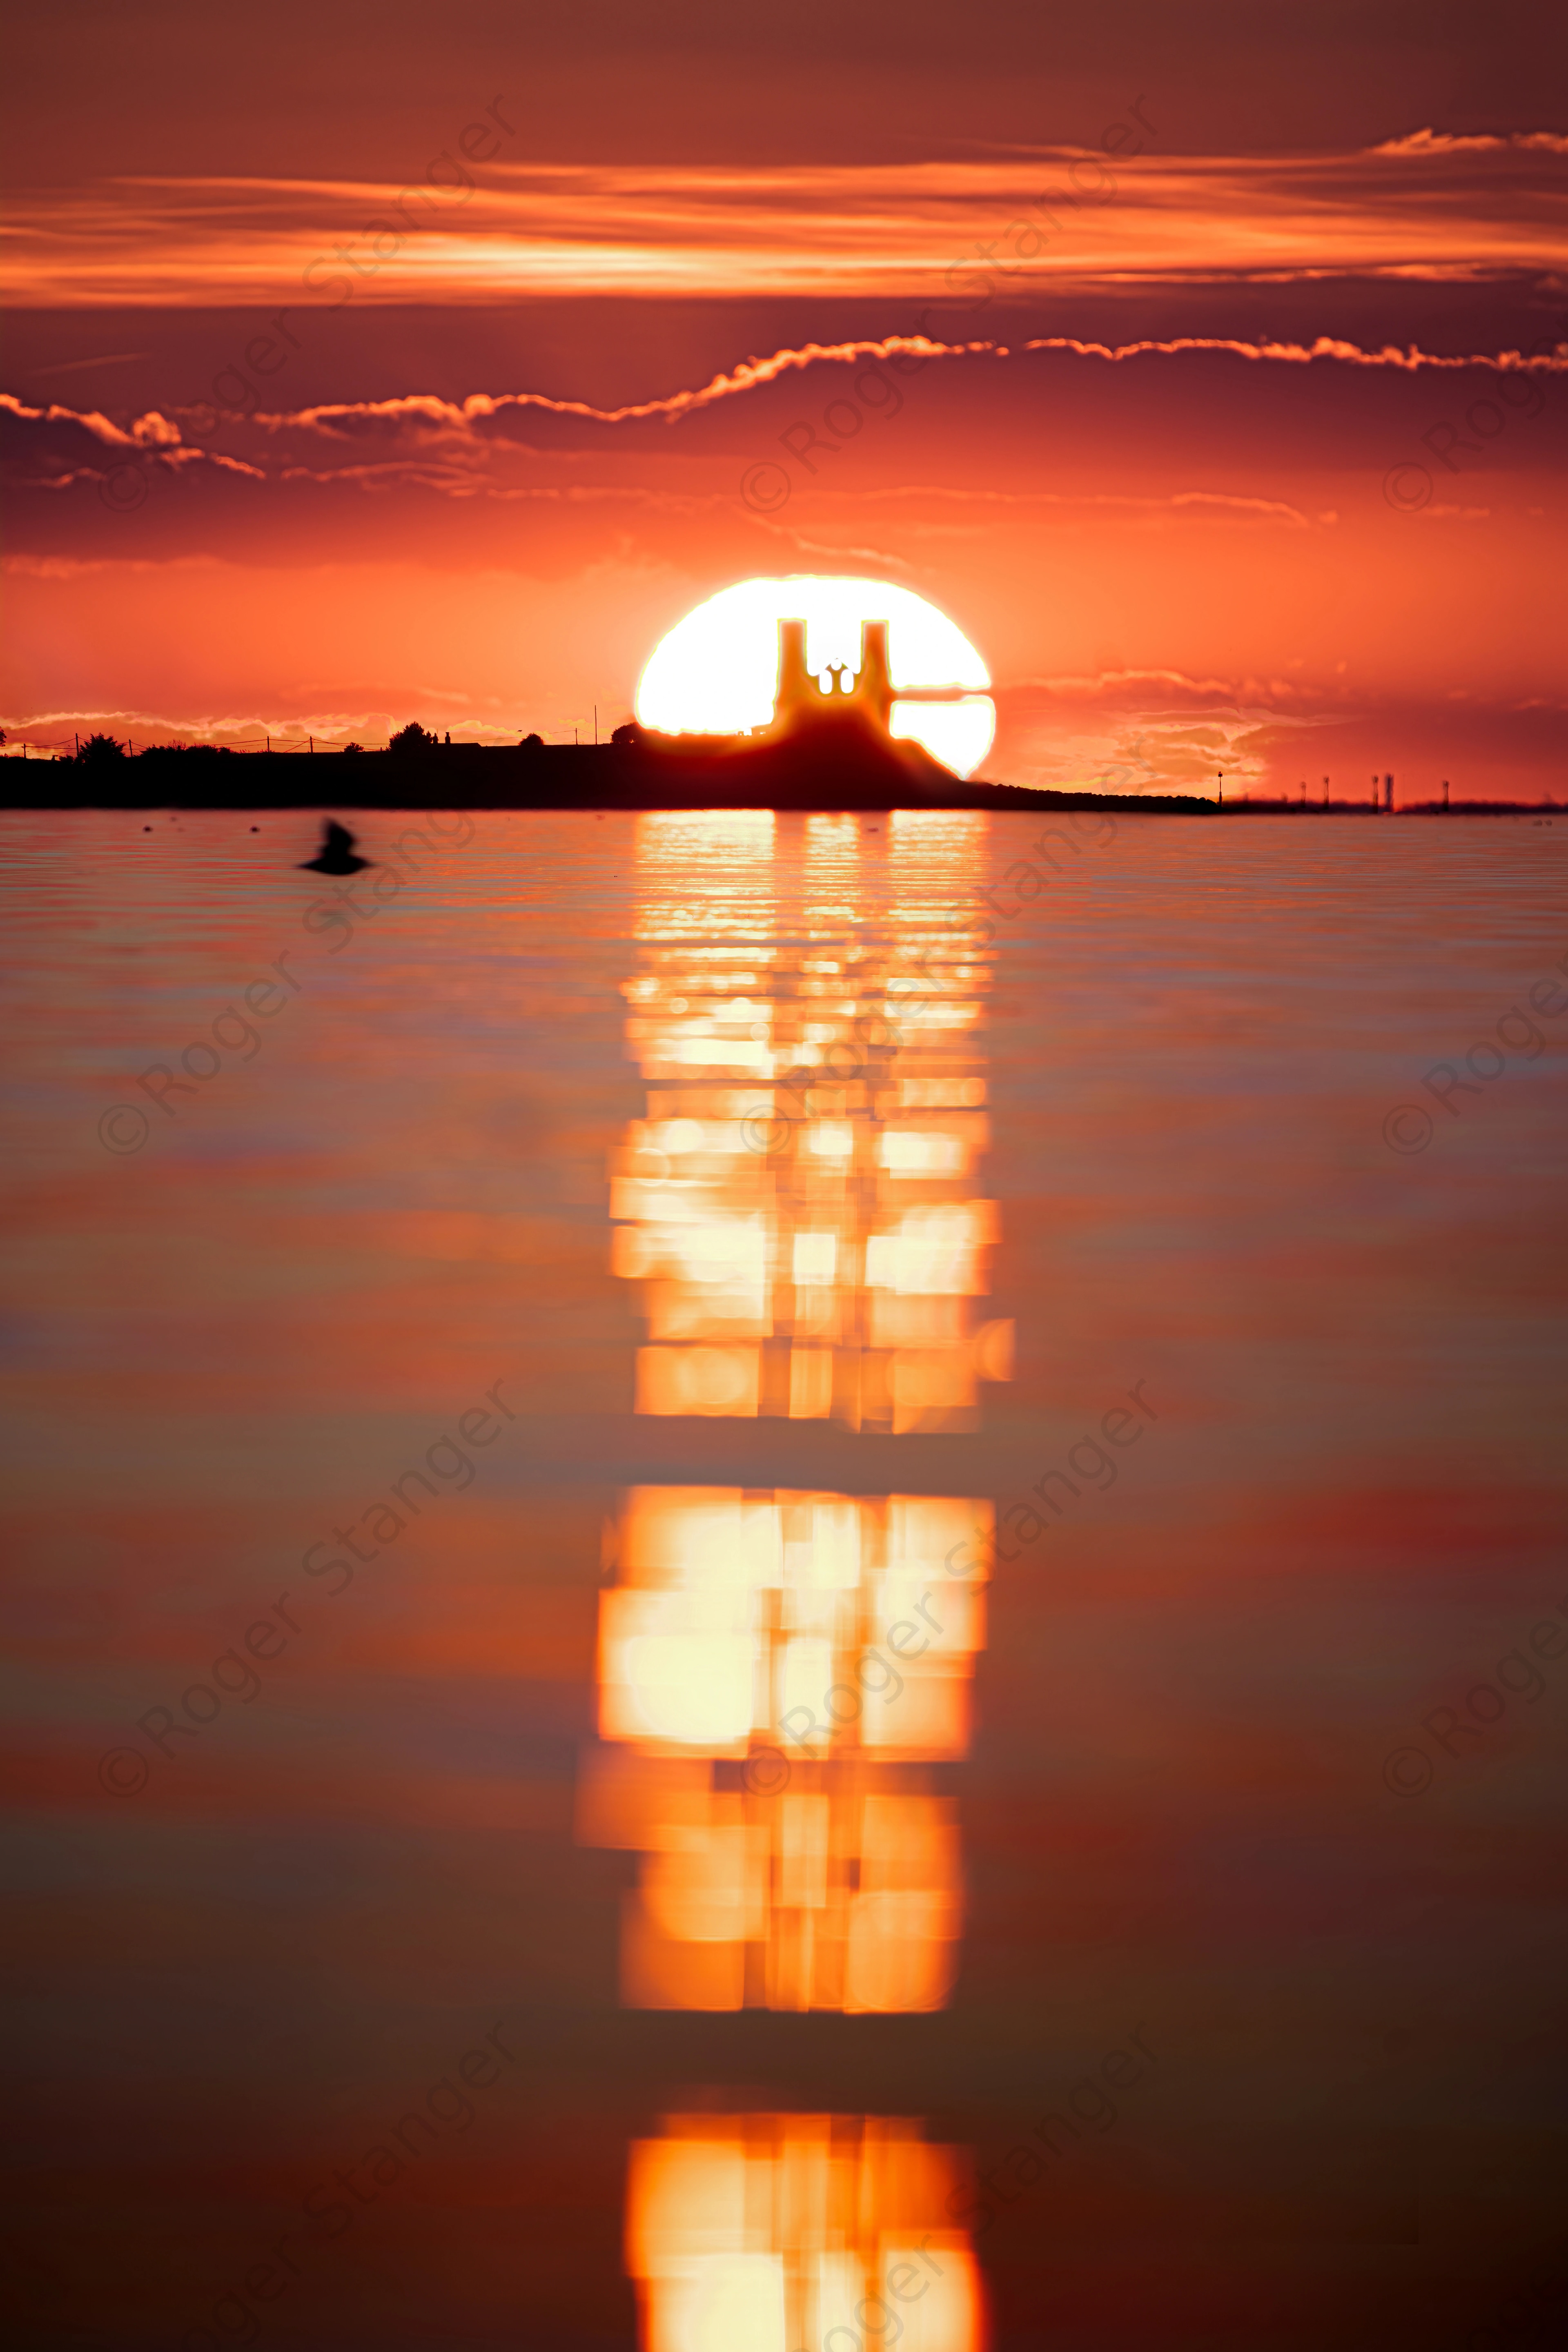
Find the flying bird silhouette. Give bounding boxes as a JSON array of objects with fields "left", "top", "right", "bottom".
[{"left": 299, "top": 819, "right": 370, "bottom": 874}]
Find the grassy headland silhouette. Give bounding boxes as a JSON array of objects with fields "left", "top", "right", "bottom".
[
  {"left": 17, "top": 621, "right": 1213, "bottom": 813},
  {"left": 11, "top": 630, "right": 1547, "bottom": 813}
]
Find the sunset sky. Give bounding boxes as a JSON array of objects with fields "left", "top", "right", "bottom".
[{"left": 4, "top": 0, "right": 1565, "bottom": 797}]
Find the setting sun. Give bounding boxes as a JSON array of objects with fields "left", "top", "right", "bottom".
[{"left": 635, "top": 577, "right": 996, "bottom": 777}]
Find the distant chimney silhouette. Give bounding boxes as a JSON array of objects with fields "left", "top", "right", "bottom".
[
  {"left": 855, "top": 618, "right": 894, "bottom": 729},
  {"left": 775, "top": 618, "right": 813, "bottom": 719}
]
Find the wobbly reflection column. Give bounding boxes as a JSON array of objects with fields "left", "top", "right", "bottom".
[
  {"left": 578, "top": 1484, "right": 989, "bottom": 2012},
  {"left": 609, "top": 812, "right": 1007, "bottom": 1437},
  {"left": 583, "top": 812, "right": 1000, "bottom": 2346},
  {"left": 626, "top": 2113, "right": 984, "bottom": 2352},
  {"left": 582, "top": 813, "right": 1004, "bottom": 2012}
]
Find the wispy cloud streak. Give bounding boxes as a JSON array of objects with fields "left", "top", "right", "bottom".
[
  {"left": 5, "top": 138, "right": 1564, "bottom": 303},
  {"left": 229, "top": 333, "right": 1568, "bottom": 440}
]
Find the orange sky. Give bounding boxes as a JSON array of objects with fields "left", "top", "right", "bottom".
[
  {"left": 3, "top": 6, "right": 1565, "bottom": 795},
  {"left": 7, "top": 138, "right": 1565, "bottom": 306}
]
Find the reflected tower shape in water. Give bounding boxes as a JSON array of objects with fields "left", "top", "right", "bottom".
[
  {"left": 582, "top": 812, "right": 1002, "bottom": 2014},
  {"left": 610, "top": 811, "right": 1011, "bottom": 1432},
  {"left": 578, "top": 1486, "right": 992, "bottom": 2011},
  {"left": 626, "top": 2113, "right": 986, "bottom": 2352}
]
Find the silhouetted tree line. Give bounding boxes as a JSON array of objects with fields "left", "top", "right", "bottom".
[{"left": 67, "top": 734, "right": 247, "bottom": 764}]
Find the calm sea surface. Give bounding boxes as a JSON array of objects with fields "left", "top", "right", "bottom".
[{"left": 3, "top": 808, "right": 1565, "bottom": 2352}]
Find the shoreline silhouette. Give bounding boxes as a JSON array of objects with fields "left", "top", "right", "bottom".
[{"left": 6, "top": 735, "right": 1546, "bottom": 816}]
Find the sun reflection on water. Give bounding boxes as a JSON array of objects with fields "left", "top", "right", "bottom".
[
  {"left": 581, "top": 813, "right": 1004, "bottom": 2018},
  {"left": 627, "top": 2112, "right": 986, "bottom": 2352}
]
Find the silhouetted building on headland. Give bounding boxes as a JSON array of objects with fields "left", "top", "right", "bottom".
[
  {"left": 15, "top": 615, "right": 1548, "bottom": 816},
  {"left": 757, "top": 615, "right": 990, "bottom": 755},
  {"left": 603, "top": 613, "right": 991, "bottom": 806},
  {"left": 17, "top": 616, "right": 1222, "bottom": 813},
  {"left": 767, "top": 616, "right": 895, "bottom": 741}
]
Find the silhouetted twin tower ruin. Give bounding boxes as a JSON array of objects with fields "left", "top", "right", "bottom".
[{"left": 768, "top": 618, "right": 895, "bottom": 739}]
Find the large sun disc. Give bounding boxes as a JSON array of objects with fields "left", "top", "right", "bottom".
[{"left": 635, "top": 577, "right": 995, "bottom": 777}]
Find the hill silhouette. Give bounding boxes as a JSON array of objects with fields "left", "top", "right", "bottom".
[{"left": 7, "top": 724, "right": 1215, "bottom": 813}]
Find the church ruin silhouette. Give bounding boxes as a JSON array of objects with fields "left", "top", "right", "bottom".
[{"left": 766, "top": 617, "right": 896, "bottom": 740}]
